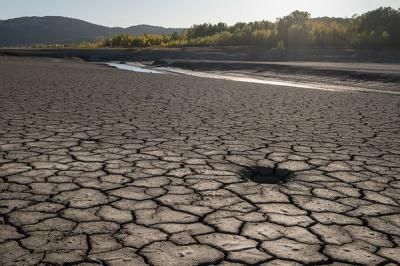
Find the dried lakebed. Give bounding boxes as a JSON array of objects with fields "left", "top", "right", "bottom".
[{"left": 0, "top": 56, "right": 399, "bottom": 265}]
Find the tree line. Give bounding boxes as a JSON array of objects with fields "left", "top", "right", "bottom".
[{"left": 36, "top": 7, "right": 400, "bottom": 49}]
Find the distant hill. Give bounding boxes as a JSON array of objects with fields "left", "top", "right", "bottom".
[{"left": 0, "top": 16, "right": 183, "bottom": 46}]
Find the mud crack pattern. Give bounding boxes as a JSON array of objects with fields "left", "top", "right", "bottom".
[{"left": 0, "top": 57, "right": 399, "bottom": 265}]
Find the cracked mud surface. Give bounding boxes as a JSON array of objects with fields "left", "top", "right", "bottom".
[{"left": 0, "top": 56, "right": 400, "bottom": 265}]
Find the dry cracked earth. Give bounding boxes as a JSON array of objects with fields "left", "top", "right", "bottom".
[{"left": 0, "top": 56, "right": 400, "bottom": 266}]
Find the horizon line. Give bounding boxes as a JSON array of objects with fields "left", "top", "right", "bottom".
[{"left": 0, "top": 6, "right": 389, "bottom": 29}]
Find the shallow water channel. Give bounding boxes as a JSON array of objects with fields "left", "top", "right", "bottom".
[{"left": 103, "top": 62, "right": 400, "bottom": 95}]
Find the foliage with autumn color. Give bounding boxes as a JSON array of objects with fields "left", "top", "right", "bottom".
[{"left": 35, "top": 7, "right": 400, "bottom": 49}]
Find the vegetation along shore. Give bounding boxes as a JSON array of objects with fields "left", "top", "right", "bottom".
[{"left": 31, "top": 7, "right": 400, "bottom": 50}]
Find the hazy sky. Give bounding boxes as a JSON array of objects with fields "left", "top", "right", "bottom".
[{"left": 1, "top": 0, "right": 400, "bottom": 27}]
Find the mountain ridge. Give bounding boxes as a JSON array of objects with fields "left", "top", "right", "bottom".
[{"left": 0, "top": 16, "right": 184, "bottom": 46}]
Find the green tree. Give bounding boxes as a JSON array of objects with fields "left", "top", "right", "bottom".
[{"left": 277, "top": 10, "right": 311, "bottom": 46}]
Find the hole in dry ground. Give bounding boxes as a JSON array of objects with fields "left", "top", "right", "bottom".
[{"left": 239, "top": 166, "right": 293, "bottom": 184}]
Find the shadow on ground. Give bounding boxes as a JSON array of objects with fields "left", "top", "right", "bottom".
[{"left": 239, "top": 166, "right": 293, "bottom": 184}]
